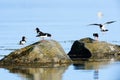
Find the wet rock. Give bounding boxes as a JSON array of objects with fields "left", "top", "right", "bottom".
[
  {"left": 0, "top": 40, "right": 71, "bottom": 65},
  {"left": 68, "top": 37, "right": 120, "bottom": 59}
]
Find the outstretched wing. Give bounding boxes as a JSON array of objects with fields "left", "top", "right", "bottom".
[
  {"left": 104, "top": 21, "right": 116, "bottom": 24},
  {"left": 89, "top": 24, "right": 101, "bottom": 26}
]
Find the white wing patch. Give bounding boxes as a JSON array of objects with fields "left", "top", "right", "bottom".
[{"left": 101, "top": 25, "right": 106, "bottom": 30}]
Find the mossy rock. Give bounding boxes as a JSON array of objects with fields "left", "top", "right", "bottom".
[
  {"left": 0, "top": 40, "right": 71, "bottom": 65},
  {"left": 68, "top": 37, "right": 120, "bottom": 59}
]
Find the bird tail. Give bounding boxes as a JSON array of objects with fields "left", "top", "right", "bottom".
[
  {"left": 101, "top": 29, "right": 108, "bottom": 32},
  {"left": 46, "top": 33, "right": 51, "bottom": 37}
]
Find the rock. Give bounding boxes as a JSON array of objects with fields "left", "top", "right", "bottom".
[
  {"left": 0, "top": 40, "right": 71, "bottom": 65},
  {"left": 68, "top": 37, "right": 120, "bottom": 59}
]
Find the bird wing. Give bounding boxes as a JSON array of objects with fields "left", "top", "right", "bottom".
[
  {"left": 89, "top": 24, "right": 101, "bottom": 26},
  {"left": 104, "top": 21, "right": 116, "bottom": 25}
]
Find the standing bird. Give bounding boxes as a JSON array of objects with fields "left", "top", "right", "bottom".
[
  {"left": 19, "top": 36, "right": 26, "bottom": 45},
  {"left": 35, "top": 27, "right": 52, "bottom": 40},
  {"left": 89, "top": 21, "right": 116, "bottom": 32},
  {"left": 93, "top": 33, "right": 99, "bottom": 41}
]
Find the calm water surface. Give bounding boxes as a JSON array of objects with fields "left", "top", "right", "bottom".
[
  {"left": 1, "top": 59, "right": 120, "bottom": 80},
  {"left": 0, "top": 29, "right": 120, "bottom": 80},
  {"left": 0, "top": 0, "right": 120, "bottom": 79}
]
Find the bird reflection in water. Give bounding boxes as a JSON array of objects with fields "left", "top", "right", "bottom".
[
  {"left": 94, "top": 69, "right": 99, "bottom": 80},
  {"left": 72, "top": 62, "right": 100, "bottom": 80}
]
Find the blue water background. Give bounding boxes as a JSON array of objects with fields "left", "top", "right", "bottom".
[{"left": 0, "top": 0, "right": 120, "bottom": 80}]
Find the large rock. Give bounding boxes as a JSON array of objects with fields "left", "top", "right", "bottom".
[
  {"left": 0, "top": 40, "right": 71, "bottom": 65},
  {"left": 68, "top": 37, "right": 120, "bottom": 59}
]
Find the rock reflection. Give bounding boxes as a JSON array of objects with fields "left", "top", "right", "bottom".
[
  {"left": 73, "top": 64, "right": 85, "bottom": 70},
  {"left": 72, "top": 58, "right": 117, "bottom": 80},
  {"left": 4, "top": 64, "right": 69, "bottom": 80},
  {"left": 73, "top": 58, "right": 117, "bottom": 70}
]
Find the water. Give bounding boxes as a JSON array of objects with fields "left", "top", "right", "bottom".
[
  {"left": 1, "top": 60, "right": 120, "bottom": 80},
  {"left": 0, "top": 29, "right": 120, "bottom": 80},
  {"left": 0, "top": 0, "right": 120, "bottom": 80}
]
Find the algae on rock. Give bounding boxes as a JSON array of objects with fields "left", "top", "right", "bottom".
[
  {"left": 0, "top": 40, "right": 71, "bottom": 65},
  {"left": 68, "top": 37, "right": 120, "bottom": 59}
]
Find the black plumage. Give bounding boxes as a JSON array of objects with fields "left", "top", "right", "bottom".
[
  {"left": 35, "top": 27, "right": 52, "bottom": 40},
  {"left": 19, "top": 36, "right": 26, "bottom": 45}
]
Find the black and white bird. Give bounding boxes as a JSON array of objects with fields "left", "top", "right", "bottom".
[
  {"left": 35, "top": 27, "right": 40, "bottom": 34},
  {"left": 35, "top": 27, "right": 52, "bottom": 40},
  {"left": 19, "top": 36, "right": 26, "bottom": 45},
  {"left": 89, "top": 21, "right": 116, "bottom": 32},
  {"left": 93, "top": 33, "right": 99, "bottom": 41}
]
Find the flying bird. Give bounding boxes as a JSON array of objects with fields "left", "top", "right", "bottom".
[{"left": 89, "top": 21, "right": 116, "bottom": 32}]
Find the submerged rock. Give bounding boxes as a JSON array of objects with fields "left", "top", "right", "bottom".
[
  {"left": 68, "top": 37, "right": 120, "bottom": 59},
  {"left": 0, "top": 40, "right": 71, "bottom": 65}
]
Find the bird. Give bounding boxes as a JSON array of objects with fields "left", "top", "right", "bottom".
[
  {"left": 93, "top": 33, "right": 99, "bottom": 41},
  {"left": 35, "top": 27, "right": 40, "bottom": 34},
  {"left": 35, "top": 27, "right": 52, "bottom": 40},
  {"left": 89, "top": 21, "right": 116, "bottom": 32},
  {"left": 19, "top": 36, "right": 26, "bottom": 45}
]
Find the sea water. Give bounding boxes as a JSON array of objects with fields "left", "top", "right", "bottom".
[
  {"left": 0, "top": 0, "right": 120, "bottom": 80},
  {"left": 0, "top": 25, "right": 120, "bottom": 80}
]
